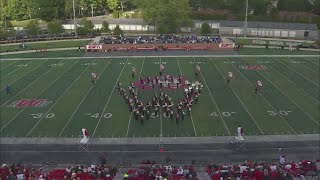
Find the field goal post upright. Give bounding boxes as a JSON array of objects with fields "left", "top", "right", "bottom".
[
  {"left": 79, "top": 128, "right": 89, "bottom": 151},
  {"left": 230, "top": 126, "right": 246, "bottom": 151}
]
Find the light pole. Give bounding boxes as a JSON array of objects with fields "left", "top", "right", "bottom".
[
  {"left": 91, "top": 4, "right": 94, "bottom": 18},
  {"left": 244, "top": 0, "right": 249, "bottom": 37},
  {"left": 73, "top": 0, "right": 77, "bottom": 37}
]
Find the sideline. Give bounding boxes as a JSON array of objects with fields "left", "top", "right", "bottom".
[{"left": 1, "top": 134, "right": 318, "bottom": 145}]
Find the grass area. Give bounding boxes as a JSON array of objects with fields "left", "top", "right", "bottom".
[
  {"left": 0, "top": 52, "right": 319, "bottom": 138},
  {"left": 0, "top": 50, "right": 86, "bottom": 59},
  {"left": 10, "top": 19, "right": 47, "bottom": 28},
  {"left": 0, "top": 40, "right": 90, "bottom": 53}
]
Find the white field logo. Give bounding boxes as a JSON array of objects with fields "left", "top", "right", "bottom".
[{"left": 7, "top": 99, "right": 52, "bottom": 108}]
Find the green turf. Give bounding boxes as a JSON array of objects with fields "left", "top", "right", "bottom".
[
  {"left": 0, "top": 50, "right": 86, "bottom": 59},
  {"left": 0, "top": 40, "right": 90, "bottom": 53},
  {"left": 0, "top": 54, "right": 319, "bottom": 138}
]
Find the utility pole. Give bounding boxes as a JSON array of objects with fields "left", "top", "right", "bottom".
[
  {"left": 91, "top": 4, "right": 94, "bottom": 18},
  {"left": 73, "top": 0, "right": 77, "bottom": 37},
  {"left": 244, "top": 0, "right": 248, "bottom": 37}
]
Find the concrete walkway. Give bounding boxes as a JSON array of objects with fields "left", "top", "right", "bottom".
[{"left": 1, "top": 134, "right": 318, "bottom": 145}]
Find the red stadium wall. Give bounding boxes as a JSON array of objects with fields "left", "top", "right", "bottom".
[{"left": 85, "top": 43, "right": 235, "bottom": 52}]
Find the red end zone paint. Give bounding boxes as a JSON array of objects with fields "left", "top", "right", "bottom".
[
  {"left": 133, "top": 75, "right": 189, "bottom": 91},
  {"left": 7, "top": 99, "right": 52, "bottom": 108}
]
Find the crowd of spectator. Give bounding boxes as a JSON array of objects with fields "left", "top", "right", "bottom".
[
  {"left": 207, "top": 160, "right": 320, "bottom": 180},
  {"left": 100, "top": 35, "right": 222, "bottom": 45},
  {"left": 0, "top": 159, "right": 319, "bottom": 180}
]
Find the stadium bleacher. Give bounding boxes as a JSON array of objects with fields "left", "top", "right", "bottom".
[
  {"left": 99, "top": 35, "right": 222, "bottom": 45},
  {"left": 1, "top": 160, "right": 319, "bottom": 180}
]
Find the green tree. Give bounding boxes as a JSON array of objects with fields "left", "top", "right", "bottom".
[
  {"left": 37, "top": 0, "right": 65, "bottom": 21},
  {"left": 77, "top": 18, "right": 94, "bottom": 35},
  {"left": 315, "top": 0, "right": 320, "bottom": 14},
  {"left": 251, "top": 0, "right": 268, "bottom": 15},
  {"left": 113, "top": 24, "right": 123, "bottom": 35},
  {"left": 101, "top": 20, "right": 110, "bottom": 33},
  {"left": 200, "top": 22, "right": 211, "bottom": 35},
  {"left": 65, "top": 0, "right": 78, "bottom": 19},
  {"left": 140, "top": 0, "right": 191, "bottom": 34},
  {"left": 47, "top": 20, "right": 65, "bottom": 35},
  {"left": 25, "top": 20, "right": 40, "bottom": 36},
  {"left": 106, "top": 0, "right": 118, "bottom": 11}
]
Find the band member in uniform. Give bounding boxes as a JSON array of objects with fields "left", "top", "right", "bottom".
[
  {"left": 131, "top": 67, "right": 136, "bottom": 78},
  {"left": 227, "top": 72, "right": 234, "bottom": 83},
  {"left": 116, "top": 81, "right": 122, "bottom": 90},
  {"left": 176, "top": 113, "right": 180, "bottom": 124},
  {"left": 134, "top": 109, "right": 139, "bottom": 120},
  {"left": 170, "top": 110, "right": 174, "bottom": 120},
  {"left": 146, "top": 109, "right": 150, "bottom": 120},
  {"left": 160, "top": 64, "right": 164, "bottom": 76},
  {"left": 194, "top": 94, "right": 199, "bottom": 104},
  {"left": 140, "top": 114, "right": 144, "bottom": 124},
  {"left": 195, "top": 64, "right": 200, "bottom": 78},
  {"left": 255, "top": 80, "right": 263, "bottom": 94},
  {"left": 91, "top": 72, "right": 98, "bottom": 85}
]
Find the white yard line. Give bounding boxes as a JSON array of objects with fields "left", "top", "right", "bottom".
[
  {"left": 288, "top": 57, "right": 317, "bottom": 74},
  {"left": 273, "top": 58, "right": 319, "bottom": 87},
  {"left": 301, "top": 57, "right": 320, "bottom": 66},
  {"left": 226, "top": 57, "right": 297, "bottom": 134},
  {"left": 177, "top": 57, "right": 197, "bottom": 136},
  {"left": 1, "top": 60, "right": 46, "bottom": 88},
  {"left": 92, "top": 59, "right": 129, "bottom": 137},
  {"left": 1, "top": 60, "right": 80, "bottom": 132},
  {"left": 26, "top": 60, "right": 95, "bottom": 137},
  {"left": 210, "top": 58, "right": 264, "bottom": 135},
  {"left": 265, "top": 59, "right": 320, "bottom": 103},
  {"left": 1, "top": 60, "right": 62, "bottom": 108},
  {"left": 59, "top": 59, "right": 111, "bottom": 137},
  {"left": 242, "top": 57, "right": 319, "bottom": 126},
  {"left": 126, "top": 58, "right": 145, "bottom": 137},
  {"left": 1, "top": 61, "right": 35, "bottom": 79},
  {"left": 0, "top": 61, "right": 18, "bottom": 70},
  {"left": 192, "top": 57, "right": 231, "bottom": 136}
]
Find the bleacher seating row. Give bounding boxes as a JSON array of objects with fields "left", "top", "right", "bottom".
[{"left": 0, "top": 160, "right": 319, "bottom": 180}]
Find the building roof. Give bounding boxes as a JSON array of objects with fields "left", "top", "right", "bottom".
[
  {"left": 195, "top": 20, "right": 318, "bottom": 31},
  {"left": 67, "top": 18, "right": 318, "bottom": 31}
]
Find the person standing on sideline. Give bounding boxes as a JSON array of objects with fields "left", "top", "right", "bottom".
[{"left": 5, "top": 84, "right": 12, "bottom": 95}]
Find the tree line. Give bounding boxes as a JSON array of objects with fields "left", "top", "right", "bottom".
[{"left": 0, "top": 0, "right": 319, "bottom": 37}]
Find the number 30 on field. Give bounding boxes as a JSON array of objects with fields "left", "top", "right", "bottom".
[{"left": 30, "top": 113, "right": 55, "bottom": 119}]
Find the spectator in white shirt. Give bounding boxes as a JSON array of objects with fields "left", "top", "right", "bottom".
[
  {"left": 280, "top": 155, "right": 285, "bottom": 165},
  {"left": 176, "top": 166, "right": 184, "bottom": 175},
  {"left": 270, "top": 164, "right": 277, "bottom": 172}
]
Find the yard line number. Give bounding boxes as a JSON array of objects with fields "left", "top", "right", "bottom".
[
  {"left": 290, "top": 61, "right": 305, "bottom": 64},
  {"left": 81, "top": 63, "right": 97, "bottom": 66},
  {"left": 224, "top": 61, "right": 240, "bottom": 64},
  {"left": 210, "top": 111, "right": 236, "bottom": 117},
  {"left": 119, "top": 62, "right": 132, "bottom": 65},
  {"left": 30, "top": 113, "right": 55, "bottom": 119},
  {"left": 267, "top": 110, "right": 292, "bottom": 116},
  {"left": 257, "top": 61, "right": 273, "bottom": 64},
  {"left": 49, "top": 63, "right": 64, "bottom": 67},
  {"left": 17, "top": 64, "right": 28, "bottom": 67},
  {"left": 86, "top": 113, "right": 112, "bottom": 119},
  {"left": 155, "top": 62, "right": 167, "bottom": 64},
  {"left": 189, "top": 61, "right": 203, "bottom": 64}
]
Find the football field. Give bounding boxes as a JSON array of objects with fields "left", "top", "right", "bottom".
[{"left": 0, "top": 53, "right": 319, "bottom": 138}]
